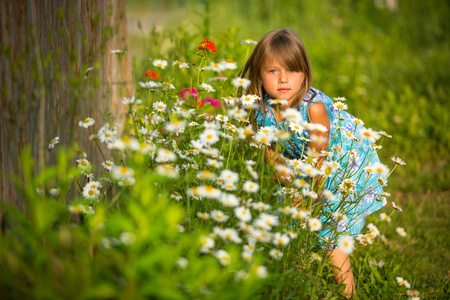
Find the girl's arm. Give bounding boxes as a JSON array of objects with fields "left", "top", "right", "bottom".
[{"left": 307, "top": 102, "right": 331, "bottom": 198}]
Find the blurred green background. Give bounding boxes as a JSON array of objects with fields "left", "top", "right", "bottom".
[{"left": 125, "top": 0, "right": 450, "bottom": 295}]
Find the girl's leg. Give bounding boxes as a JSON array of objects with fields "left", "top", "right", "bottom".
[{"left": 327, "top": 248, "right": 356, "bottom": 298}]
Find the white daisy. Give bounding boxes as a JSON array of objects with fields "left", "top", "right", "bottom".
[
  {"left": 396, "top": 277, "right": 411, "bottom": 288},
  {"left": 199, "top": 82, "right": 215, "bottom": 93},
  {"left": 152, "top": 59, "right": 168, "bottom": 69},
  {"left": 48, "top": 136, "right": 60, "bottom": 149},
  {"left": 153, "top": 101, "right": 167, "bottom": 112},
  {"left": 232, "top": 77, "right": 251, "bottom": 89},
  {"left": 396, "top": 227, "right": 407, "bottom": 237},
  {"left": 210, "top": 210, "right": 229, "bottom": 222},
  {"left": 338, "top": 235, "right": 355, "bottom": 254},
  {"left": 308, "top": 218, "right": 322, "bottom": 231},
  {"left": 214, "top": 250, "right": 231, "bottom": 266},
  {"left": 243, "top": 181, "right": 259, "bottom": 193},
  {"left": 269, "top": 249, "right": 283, "bottom": 260},
  {"left": 240, "top": 94, "right": 259, "bottom": 106},
  {"left": 78, "top": 117, "right": 95, "bottom": 128}
]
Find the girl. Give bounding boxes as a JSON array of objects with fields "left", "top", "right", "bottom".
[{"left": 240, "top": 28, "right": 386, "bottom": 297}]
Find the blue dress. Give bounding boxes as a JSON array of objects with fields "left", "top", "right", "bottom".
[{"left": 254, "top": 87, "right": 386, "bottom": 242}]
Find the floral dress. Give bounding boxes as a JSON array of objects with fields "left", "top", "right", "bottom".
[{"left": 254, "top": 87, "right": 386, "bottom": 241}]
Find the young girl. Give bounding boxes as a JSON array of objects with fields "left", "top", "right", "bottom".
[{"left": 240, "top": 28, "right": 386, "bottom": 297}]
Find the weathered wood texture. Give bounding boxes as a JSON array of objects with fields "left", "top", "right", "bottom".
[{"left": 0, "top": 1, "right": 132, "bottom": 214}]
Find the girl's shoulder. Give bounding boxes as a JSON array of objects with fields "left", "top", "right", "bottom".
[{"left": 304, "top": 87, "right": 333, "bottom": 105}]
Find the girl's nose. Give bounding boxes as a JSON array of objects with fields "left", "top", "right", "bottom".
[{"left": 279, "top": 71, "right": 288, "bottom": 83}]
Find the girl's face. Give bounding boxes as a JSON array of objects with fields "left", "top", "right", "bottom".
[{"left": 260, "top": 57, "right": 305, "bottom": 106}]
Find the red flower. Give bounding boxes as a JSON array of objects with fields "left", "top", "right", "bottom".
[
  {"left": 197, "top": 102, "right": 205, "bottom": 107},
  {"left": 144, "top": 71, "right": 161, "bottom": 80},
  {"left": 198, "top": 39, "right": 217, "bottom": 54}
]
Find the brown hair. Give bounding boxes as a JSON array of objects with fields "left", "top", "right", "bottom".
[{"left": 239, "top": 28, "right": 313, "bottom": 109}]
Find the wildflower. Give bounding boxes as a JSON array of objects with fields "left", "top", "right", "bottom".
[
  {"left": 153, "top": 101, "right": 167, "bottom": 112},
  {"left": 380, "top": 212, "right": 391, "bottom": 223},
  {"left": 352, "top": 118, "right": 364, "bottom": 126},
  {"left": 309, "top": 218, "right": 322, "bottom": 232},
  {"left": 228, "top": 106, "right": 247, "bottom": 119},
  {"left": 198, "top": 39, "right": 217, "bottom": 53},
  {"left": 215, "top": 114, "right": 229, "bottom": 123},
  {"left": 392, "top": 202, "right": 403, "bottom": 212},
  {"left": 241, "top": 39, "right": 258, "bottom": 45},
  {"left": 358, "top": 128, "right": 381, "bottom": 143},
  {"left": 235, "top": 206, "right": 252, "bottom": 222},
  {"left": 77, "top": 158, "right": 91, "bottom": 170},
  {"left": 311, "top": 252, "right": 322, "bottom": 261},
  {"left": 68, "top": 204, "right": 85, "bottom": 214},
  {"left": 333, "top": 101, "right": 348, "bottom": 110},
  {"left": 289, "top": 122, "right": 304, "bottom": 134},
  {"left": 221, "top": 59, "right": 238, "bottom": 70},
  {"left": 391, "top": 156, "right": 406, "bottom": 165},
  {"left": 211, "top": 210, "right": 229, "bottom": 223},
  {"left": 243, "top": 181, "right": 259, "bottom": 193},
  {"left": 232, "top": 77, "right": 251, "bottom": 89},
  {"left": 270, "top": 249, "right": 283, "bottom": 260},
  {"left": 189, "top": 121, "right": 199, "bottom": 127},
  {"left": 396, "top": 277, "right": 411, "bottom": 289},
  {"left": 369, "top": 260, "right": 385, "bottom": 268},
  {"left": 273, "top": 232, "right": 290, "bottom": 247},
  {"left": 143, "top": 70, "right": 161, "bottom": 80},
  {"left": 138, "top": 80, "right": 161, "bottom": 90},
  {"left": 155, "top": 164, "right": 179, "bottom": 178},
  {"left": 241, "top": 250, "right": 253, "bottom": 262},
  {"left": 118, "top": 177, "right": 136, "bottom": 186},
  {"left": 155, "top": 148, "right": 177, "bottom": 163},
  {"left": 122, "top": 96, "right": 142, "bottom": 105},
  {"left": 197, "top": 185, "right": 221, "bottom": 199},
  {"left": 49, "top": 187, "right": 60, "bottom": 197},
  {"left": 220, "top": 170, "right": 239, "bottom": 184},
  {"left": 177, "top": 257, "right": 189, "bottom": 269},
  {"left": 282, "top": 108, "right": 302, "bottom": 122},
  {"left": 152, "top": 59, "right": 168, "bottom": 69},
  {"left": 338, "top": 235, "right": 355, "bottom": 254},
  {"left": 222, "top": 96, "right": 236, "bottom": 106},
  {"left": 379, "top": 130, "right": 392, "bottom": 138},
  {"left": 79, "top": 117, "right": 95, "bottom": 128},
  {"left": 48, "top": 137, "right": 60, "bottom": 149},
  {"left": 240, "top": 94, "right": 259, "bottom": 106},
  {"left": 268, "top": 98, "right": 288, "bottom": 106},
  {"left": 165, "top": 119, "right": 186, "bottom": 133},
  {"left": 111, "top": 166, "right": 134, "bottom": 180},
  {"left": 199, "top": 82, "right": 215, "bottom": 93},
  {"left": 111, "top": 49, "right": 125, "bottom": 54},
  {"left": 219, "top": 193, "right": 240, "bottom": 207},
  {"left": 255, "top": 213, "right": 279, "bottom": 230},
  {"left": 179, "top": 88, "right": 198, "bottom": 100},
  {"left": 171, "top": 191, "right": 182, "bottom": 201},
  {"left": 196, "top": 212, "right": 209, "bottom": 220},
  {"left": 396, "top": 227, "right": 407, "bottom": 237},
  {"left": 213, "top": 249, "right": 231, "bottom": 266},
  {"left": 199, "top": 129, "right": 219, "bottom": 146},
  {"left": 333, "top": 96, "right": 346, "bottom": 101},
  {"left": 367, "top": 223, "right": 380, "bottom": 237},
  {"left": 120, "top": 232, "right": 136, "bottom": 245},
  {"left": 252, "top": 265, "right": 268, "bottom": 278},
  {"left": 172, "top": 60, "right": 189, "bottom": 69}
]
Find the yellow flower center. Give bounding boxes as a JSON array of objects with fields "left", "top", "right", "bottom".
[
  {"left": 50, "top": 139, "right": 54, "bottom": 143},
  {"left": 88, "top": 190, "right": 94, "bottom": 196},
  {"left": 83, "top": 118, "right": 90, "bottom": 123},
  {"left": 81, "top": 161, "right": 88, "bottom": 166}
]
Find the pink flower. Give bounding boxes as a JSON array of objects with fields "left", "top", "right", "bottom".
[
  {"left": 179, "top": 88, "right": 198, "bottom": 100},
  {"left": 202, "top": 96, "right": 221, "bottom": 110}
]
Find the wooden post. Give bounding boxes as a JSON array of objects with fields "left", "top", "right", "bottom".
[{"left": 0, "top": 1, "right": 132, "bottom": 222}]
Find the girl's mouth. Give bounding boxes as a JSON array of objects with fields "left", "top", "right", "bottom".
[{"left": 278, "top": 88, "right": 290, "bottom": 92}]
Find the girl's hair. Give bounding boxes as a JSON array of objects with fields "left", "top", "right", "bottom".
[{"left": 239, "top": 28, "right": 313, "bottom": 108}]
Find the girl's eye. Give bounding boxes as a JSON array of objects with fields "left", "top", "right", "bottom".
[{"left": 268, "top": 69, "right": 277, "bottom": 73}]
